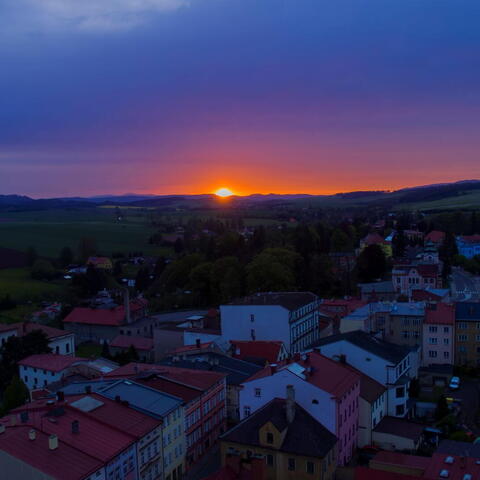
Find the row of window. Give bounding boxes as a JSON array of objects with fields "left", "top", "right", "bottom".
[
  {"left": 428, "top": 337, "right": 450, "bottom": 345},
  {"left": 428, "top": 350, "right": 450, "bottom": 359},
  {"left": 428, "top": 326, "right": 450, "bottom": 333}
]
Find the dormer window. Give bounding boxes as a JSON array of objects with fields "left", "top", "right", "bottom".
[{"left": 266, "top": 432, "right": 274, "bottom": 444}]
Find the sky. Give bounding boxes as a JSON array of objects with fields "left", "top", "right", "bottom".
[{"left": 1, "top": 0, "right": 480, "bottom": 197}]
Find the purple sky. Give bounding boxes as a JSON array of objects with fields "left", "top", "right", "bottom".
[{"left": 1, "top": 0, "right": 480, "bottom": 197}]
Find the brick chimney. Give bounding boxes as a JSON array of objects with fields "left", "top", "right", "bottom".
[
  {"left": 29, "top": 429, "right": 36, "bottom": 441},
  {"left": 49, "top": 434, "right": 58, "bottom": 450},
  {"left": 286, "top": 385, "right": 295, "bottom": 423}
]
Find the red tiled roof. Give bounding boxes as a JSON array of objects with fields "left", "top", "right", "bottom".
[
  {"left": 110, "top": 335, "right": 154, "bottom": 351},
  {"left": 411, "top": 289, "right": 444, "bottom": 302},
  {"left": 0, "top": 323, "right": 17, "bottom": 333},
  {"left": 106, "top": 362, "right": 226, "bottom": 390},
  {"left": 459, "top": 234, "right": 480, "bottom": 244},
  {"left": 372, "top": 451, "right": 430, "bottom": 470},
  {"left": 425, "top": 303, "right": 455, "bottom": 325},
  {"left": 363, "top": 233, "right": 386, "bottom": 245},
  {"left": 18, "top": 354, "right": 85, "bottom": 373},
  {"left": 136, "top": 376, "right": 201, "bottom": 403},
  {"left": 230, "top": 340, "right": 284, "bottom": 363},
  {"left": 63, "top": 299, "right": 147, "bottom": 326},
  {"left": 425, "top": 230, "right": 445, "bottom": 243},
  {"left": 171, "top": 342, "right": 214, "bottom": 354},
  {"left": 0, "top": 425, "right": 102, "bottom": 480},
  {"left": 355, "top": 467, "right": 421, "bottom": 480},
  {"left": 13, "top": 322, "right": 72, "bottom": 340},
  {"left": 423, "top": 452, "right": 480, "bottom": 480},
  {"left": 415, "top": 264, "right": 440, "bottom": 276}
]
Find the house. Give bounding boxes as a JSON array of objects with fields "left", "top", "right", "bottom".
[
  {"left": 422, "top": 303, "right": 455, "bottom": 366},
  {"left": 381, "top": 302, "right": 426, "bottom": 348},
  {"left": 355, "top": 466, "right": 421, "bottom": 480},
  {"left": 86, "top": 256, "right": 113, "bottom": 271},
  {"left": 220, "top": 395, "right": 337, "bottom": 480},
  {"left": 360, "top": 233, "right": 393, "bottom": 257},
  {"left": 369, "top": 450, "right": 430, "bottom": 477},
  {"left": 229, "top": 340, "right": 288, "bottom": 365},
  {"left": 136, "top": 367, "right": 227, "bottom": 470},
  {"left": 220, "top": 292, "right": 320, "bottom": 353},
  {"left": 372, "top": 416, "right": 424, "bottom": 452},
  {"left": 425, "top": 230, "right": 446, "bottom": 245},
  {"left": 358, "top": 281, "right": 397, "bottom": 302},
  {"left": 110, "top": 335, "right": 155, "bottom": 362},
  {"left": 392, "top": 264, "right": 442, "bottom": 297},
  {"left": 456, "top": 235, "right": 480, "bottom": 259},
  {"left": 159, "top": 353, "right": 262, "bottom": 422},
  {"left": 18, "top": 354, "right": 87, "bottom": 391},
  {"left": 1, "top": 400, "right": 141, "bottom": 480},
  {"left": 63, "top": 297, "right": 149, "bottom": 344},
  {"left": 239, "top": 351, "right": 360, "bottom": 465},
  {"left": 314, "top": 330, "right": 419, "bottom": 418},
  {"left": 455, "top": 302, "right": 480, "bottom": 366},
  {"left": 202, "top": 453, "right": 266, "bottom": 480},
  {"left": 411, "top": 288, "right": 450, "bottom": 302},
  {"left": 100, "top": 380, "right": 185, "bottom": 480},
  {"left": 0, "top": 322, "right": 75, "bottom": 355}
]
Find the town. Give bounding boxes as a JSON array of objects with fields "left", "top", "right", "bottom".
[{"left": 0, "top": 201, "right": 480, "bottom": 480}]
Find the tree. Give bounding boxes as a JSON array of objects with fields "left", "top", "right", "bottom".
[
  {"left": 113, "top": 260, "right": 123, "bottom": 277},
  {"left": 435, "top": 395, "right": 450, "bottom": 420},
  {"left": 26, "top": 246, "right": 38, "bottom": 267},
  {"left": 101, "top": 340, "right": 111, "bottom": 359},
  {"left": 58, "top": 246, "right": 74, "bottom": 267},
  {"left": 392, "top": 229, "right": 406, "bottom": 258},
  {"left": 174, "top": 237, "right": 185, "bottom": 255},
  {"left": 2, "top": 376, "right": 29, "bottom": 414},
  {"left": 0, "top": 294, "right": 16, "bottom": 311},
  {"left": 31, "top": 259, "right": 56, "bottom": 280},
  {"left": 356, "top": 245, "right": 387, "bottom": 282},
  {"left": 135, "top": 267, "right": 151, "bottom": 292},
  {"left": 78, "top": 237, "right": 97, "bottom": 263},
  {"left": 408, "top": 378, "right": 420, "bottom": 398},
  {"left": 331, "top": 228, "right": 352, "bottom": 252}
]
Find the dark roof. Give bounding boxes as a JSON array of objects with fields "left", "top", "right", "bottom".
[
  {"left": 227, "top": 292, "right": 318, "bottom": 311},
  {"left": 358, "top": 281, "right": 395, "bottom": 293},
  {"left": 456, "top": 302, "right": 480, "bottom": 321},
  {"left": 314, "top": 330, "right": 410, "bottom": 364},
  {"left": 341, "top": 363, "right": 385, "bottom": 403},
  {"left": 221, "top": 398, "right": 337, "bottom": 458},
  {"left": 159, "top": 353, "right": 262, "bottom": 386},
  {"left": 436, "top": 439, "right": 480, "bottom": 459},
  {"left": 373, "top": 416, "right": 424, "bottom": 440}
]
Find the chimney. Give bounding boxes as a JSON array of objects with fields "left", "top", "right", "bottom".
[
  {"left": 286, "top": 385, "right": 295, "bottom": 424},
  {"left": 339, "top": 354, "right": 347, "bottom": 364},
  {"left": 270, "top": 363, "right": 277, "bottom": 374},
  {"left": 71, "top": 420, "right": 79, "bottom": 434},
  {"left": 196, "top": 338, "right": 201, "bottom": 349},
  {"left": 57, "top": 391, "right": 64, "bottom": 402},
  {"left": 85, "top": 385, "right": 92, "bottom": 394},
  {"left": 124, "top": 288, "right": 131, "bottom": 324},
  {"left": 29, "top": 429, "right": 36, "bottom": 441},
  {"left": 115, "top": 395, "right": 121, "bottom": 403},
  {"left": 49, "top": 434, "right": 58, "bottom": 450}
]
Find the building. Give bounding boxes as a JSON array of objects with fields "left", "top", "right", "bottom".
[
  {"left": 110, "top": 335, "right": 155, "bottom": 362},
  {"left": 455, "top": 302, "right": 480, "bottom": 366},
  {"left": 422, "top": 303, "right": 455, "bottom": 366},
  {"left": 220, "top": 292, "right": 320, "bottom": 353},
  {"left": 0, "top": 322, "right": 75, "bottom": 355},
  {"left": 220, "top": 395, "right": 337, "bottom": 480},
  {"left": 63, "top": 297, "right": 149, "bottom": 344},
  {"left": 239, "top": 351, "right": 360, "bottom": 465},
  {"left": 425, "top": 230, "right": 446, "bottom": 245},
  {"left": 101, "top": 380, "right": 185, "bottom": 480},
  {"left": 86, "top": 256, "right": 113, "bottom": 271},
  {"left": 314, "top": 330, "right": 419, "bottom": 418},
  {"left": 359, "top": 233, "right": 392, "bottom": 257},
  {"left": 372, "top": 416, "right": 424, "bottom": 452},
  {"left": 381, "top": 302, "right": 425, "bottom": 348},
  {"left": 159, "top": 353, "right": 262, "bottom": 422},
  {"left": 456, "top": 235, "right": 480, "bottom": 259},
  {"left": 392, "top": 264, "right": 442, "bottom": 297},
  {"left": 18, "top": 354, "right": 87, "bottom": 391},
  {"left": 229, "top": 340, "right": 288, "bottom": 365},
  {"left": 358, "top": 281, "right": 397, "bottom": 302},
  {"left": 202, "top": 454, "right": 266, "bottom": 480}
]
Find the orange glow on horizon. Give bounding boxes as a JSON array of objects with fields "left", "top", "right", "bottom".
[{"left": 214, "top": 187, "right": 234, "bottom": 197}]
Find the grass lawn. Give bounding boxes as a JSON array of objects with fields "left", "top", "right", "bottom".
[
  {"left": 76, "top": 342, "right": 103, "bottom": 358},
  {"left": 0, "top": 268, "right": 65, "bottom": 303},
  {"left": 0, "top": 304, "right": 37, "bottom": 324}
]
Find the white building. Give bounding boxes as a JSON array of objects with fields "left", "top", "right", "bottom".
[
  {"left": 18, "top": 353, "right": 87, "bottom": 391},
  {"left": 315, "top": 330, "right": 419, "bottom": 418},
  {"left": 220, "top": 292, "right": 320, "bottom": 353}
]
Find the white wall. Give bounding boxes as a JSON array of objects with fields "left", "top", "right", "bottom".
[
  {"left": 220, "top": 305, "right": 292, "bottom": 350},
  {"left": 239, "top": 369, "right": 336, "bottom": 434},
  {"left": 20, "top": 365, "right": 66, "bottom": 391},
  {"left": 183, "top": 331, "right": 221, "bottom": 346},
  {"left": 49, "top": 335, "right": 75, "bottom": 356}
]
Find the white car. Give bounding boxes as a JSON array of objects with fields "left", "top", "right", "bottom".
[{"left": 449, "top": 376, "right": 460, "bottom": 390}]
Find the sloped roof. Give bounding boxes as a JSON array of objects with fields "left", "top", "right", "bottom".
[
  {"left": 221, "top": 398, "right": 337, "bottom": 458},
  {"left": 456, "top": 302, "right": 480, "bottom": 321},
  {"left": 18, "top": 354, "right": 85, "bottom": 373},
  {"left": 340, "top": 363, "right": 386, "bottom": 403},
  {"left": 314, "top": 330, "right": 410, "bottom": 364},
  {"left": 425, "top": 303, "right": 455, "bottom": 325},
  {"left": 373, "top": 416, "right": 424, "bottom": 440},
  {"left": 14, "top": 322, "right": 72, "bottom": 340},
  {"left": 230, "top": 340, "right": 284, "bottom": 364},
  {"left": 227, "top": 292, "right": 318, "bottom": 311},
  {"left": 425, "top": 231, "right": 445, "bottom": 243},
  {"left": 110, "top": 335, "right": 154, "bottom": 351}
]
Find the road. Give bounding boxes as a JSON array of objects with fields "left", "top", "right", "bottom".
[
  {"left": 450, "top": 268, "right": 480, "bottom": 302},
  {"left": 449, "top": 379, "right": 480, "bottom": 435}
]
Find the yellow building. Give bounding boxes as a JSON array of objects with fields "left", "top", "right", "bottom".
[
  {"left": 87, "top": 256, "right": 113, "bottom": 271},
  {"left": 220, "top": 395, "right": 337, "bottom": 480}
]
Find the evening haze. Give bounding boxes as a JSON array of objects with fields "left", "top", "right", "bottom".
[{"left": 1, "top": 0, "right": 480, "bottom": 197}]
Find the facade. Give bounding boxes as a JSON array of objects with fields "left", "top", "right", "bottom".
[
  {"left": 456, "top": 235, "right": 480, "bottom": 259},
  {"left": 18, "top": 354, "right": 87, "bottom": 391},
  {"left": 86, "top": 256, "right": 113, "bottom": 270},
  {"left": 315, "top": 331, "right": 419, "bottom": 418},
  {"left": 392, "top": 264, "right": 442, "bottom": 297},
  {"left": 381, "top": 303, "right": 425, "bottom": 348},
  {"left": 421, "top": 303, "right": 455, "bottom": 366},
  {"left": 455, "top": 302, "right": 480, "bottom": 366},
  {"left": 100, "top": 380, "right": 185, "bottom": 480},
  {"left": 220, "top": 396, "right": 337, "bottom": 480},
  {"left": 240, "top": 352, "right": 360, "bottom": 466},
  {"left": 372, "top": 417, "right": 424, "bottom": 452},
  {"left": 110, "top": 335, "right": 155, "bottom": 362},
  {"left": 220, "top": 292, "right": 320, "bottom": 353}
]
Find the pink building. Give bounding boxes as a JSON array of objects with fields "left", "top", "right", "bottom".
[
  {"left": 422, "top": 303, "right": 455, "bottom": 366},
  {"left": 392, "top": 264, "right": 442, "bottom": 297},
  {"left": 239, "top": 352, "right": 361, "bottom": 466}
]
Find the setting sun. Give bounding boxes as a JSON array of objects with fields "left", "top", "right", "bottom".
[{"left": 214, "top": 187, "right": 234, "bottom": 197}]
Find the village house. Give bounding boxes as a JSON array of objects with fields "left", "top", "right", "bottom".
[
  {"left": 359, "top": 232, "right": 393, "bottom": 257},
  {"left": 455, "top": 302, "right": 480, "bottom": 366},
  {"left": 110, "top": 335, "right": 155, "bottom": 362},
  {"left": 456, "top": 234, "right": 480, "bottom": 259},
  {"left": 220, "top": 292, "right": 320, "bottom": 353},
  {"left": 422, "top": 303, "right": 455, "bottom": 366},
  {"left": 229, "top": 340, "right": 289, "bottom": 366}
]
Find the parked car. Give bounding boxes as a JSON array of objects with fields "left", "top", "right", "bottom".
[{"left": 449, "top": 376, "right": 460, "bottom": 390}]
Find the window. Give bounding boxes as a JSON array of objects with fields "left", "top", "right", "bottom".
[
  {"left": 428, "top": 326, "right": 438, "bottom": 333},
  {"left": 250, "top": 314, "right": 255, "bottom": 322},
  {"left": 266, "top": 432, "right": 274, "bottom": 444},
  {"left": 458, "top": 322, "right": 468, "bottom": 330},
  {"left": 428, "top": 338, "right": 438, "bottom": 345},
  {"left": 459, "top": 346, "right": 467, "bottom": 353},
  {"left": 429, "top": 350, "right": 438, "bottom": 358},
  {"left": 306, "top": 461, "right": 315, "bottom": 474},
  {"left": 444, "top": 327, "right": 449, "bottom": 333},
  {"left": 66, "top": 343, "right": 70, "bottom": 353},
  {"left": 254, "top": 388, "right": 261, "bottom": 398},
  {"left": 266, "top": 454, "right": 274, "bottom": 466},
  {"left": 444, "top": 352, "right": 449, "bottom": 359},
  {"left": 396, "top": 404, "right": 405, "bottom": 416},
  {"left": 288, "top": 458, "right": 296, "bottom": 471},
  {"left": 444, "top": 338, "right": 449, "bottom": 345},
  {"left": 458, "top": 335, "right": 468, "bottom": 342},
  {"left": 243, "top": 406, "right": 251, "bottom": 417},
  {"left": 396, "top": 387, "right": 404, "bottom": 398},
  {"left": 55, "top": 346, "right": 59, "bottom": 354}
]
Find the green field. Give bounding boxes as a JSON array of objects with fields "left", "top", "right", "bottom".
[
  {"left": 395, "top": 190, "right": 480, "bottom": 212},
  {"left": 0, "top": 208, "right": 169, "bottom": 258}
]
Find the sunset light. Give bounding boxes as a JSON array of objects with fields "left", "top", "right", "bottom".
[{"left": 214, "top": 187, "right": 234, "bottom": 197}]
